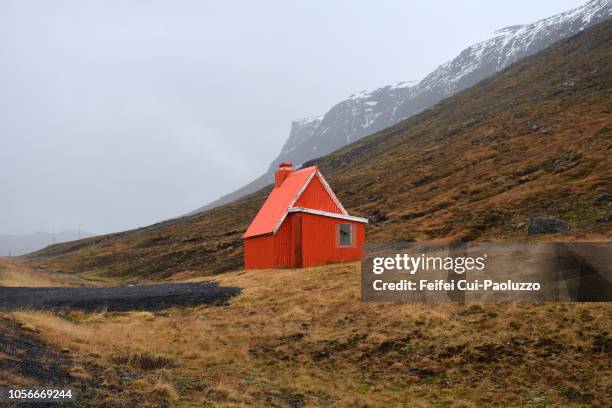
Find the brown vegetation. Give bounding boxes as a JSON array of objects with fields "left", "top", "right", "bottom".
[
  {"left": 0, "top": 257, "right": 88, "bottom": 287},
  {"left": 6, "top": 262, "right": 611, "bottom": 406}
]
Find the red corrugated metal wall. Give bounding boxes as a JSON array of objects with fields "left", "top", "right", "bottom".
[
  {"left": 245, "top": 212, "right": 364, "bottom": 269},
  {"left": 273, "top": 213, "right": 295, "bottom": 267},
  {"left": 245, "top": 214, "right": 297, "bottom": 269},
  {"left": 244, "top": 234, "right": 275, "bottom": 269},
  {"left": 299, "top": 212, "right": 364, "bottom": 267},
  {"left": 295, "top": 176, "right": 343, "bottom": 213}
]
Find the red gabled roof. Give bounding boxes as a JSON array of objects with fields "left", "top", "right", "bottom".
[{"left": 242, "top": 166, "right": 348, "bottom": 238}]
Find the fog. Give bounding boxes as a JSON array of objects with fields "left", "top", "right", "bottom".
[{"left": 0, "top": 0, "right": 585, "bottom": 235}]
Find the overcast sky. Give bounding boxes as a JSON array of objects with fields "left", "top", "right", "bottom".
[{"left": 0, "top": 0, "right": 587, "bottom": 235}]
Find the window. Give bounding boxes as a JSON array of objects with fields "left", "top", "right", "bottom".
[{"left": 338, "top": 223, "right": 353, "bottom": 247}]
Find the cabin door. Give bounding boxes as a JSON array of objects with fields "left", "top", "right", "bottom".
[{"left": 294, "top": 213, "right": 302, "bottom": 268}]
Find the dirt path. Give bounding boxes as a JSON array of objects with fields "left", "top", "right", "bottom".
[{"left": 0, "top": 282, "right": 240, "bottom": 312}]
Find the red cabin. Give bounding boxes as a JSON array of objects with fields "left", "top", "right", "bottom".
[{"left": 243, "top": 163, "right": 367, "bottom": 269}]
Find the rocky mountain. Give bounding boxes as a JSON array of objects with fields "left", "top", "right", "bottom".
[{"left": 191, "top": 0, "right": 611, "bottom": 214}]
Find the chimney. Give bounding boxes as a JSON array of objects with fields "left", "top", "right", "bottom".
[{"left": 275, "top": 162, "right": 293, "bottom": 187}]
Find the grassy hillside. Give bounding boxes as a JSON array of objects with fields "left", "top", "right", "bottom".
[
  {"left": 0, "top": 257, "right": 90, "bottom": 287},
  {"left": 27, "top": 20, "right": 612, "bottom": 282},
  {"left": 6, "top": 263, "right": 611, "bottom": 407}
]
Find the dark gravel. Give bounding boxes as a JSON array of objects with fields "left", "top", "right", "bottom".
[
  {"left": 0, "top": 282, "right": 240, "bottom": 312},
  {"left": 0, "top": 317, "right": 146, "bottom": 407}
]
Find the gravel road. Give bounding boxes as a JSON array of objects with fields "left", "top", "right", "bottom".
[{"left": 0, "top": 282, "right": 240, "bottom": 312}]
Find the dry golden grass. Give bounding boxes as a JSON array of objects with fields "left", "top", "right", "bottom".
[
  {"left": 0, "top": 257, "right": 86, "bottom": 287},
  {"left": 9, "top": 262, "right": 612, "bottom": 407}
]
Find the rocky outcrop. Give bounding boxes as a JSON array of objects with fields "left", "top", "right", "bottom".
[
  {"left": 528, "top": 217, "right": 571, "bottom": 235},
  {"left": 594, "top": 192, "right": 612, "bottom": 205}
]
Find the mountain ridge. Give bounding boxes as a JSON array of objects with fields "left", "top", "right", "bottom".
[{"left": 190, "top": 0, "right": 611, "bottom": 215}]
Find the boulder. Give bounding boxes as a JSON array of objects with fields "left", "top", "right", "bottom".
[
  {"left": 596, "top": 215, "right": 611, "bottom": 223},
  {"left": 594, "top": 193, "right": 612, "bottom": 205},
  {"left": 528, "top": 217, "right": 570, "bottom": 235}
]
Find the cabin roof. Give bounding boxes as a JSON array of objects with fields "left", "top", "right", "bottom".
[{"left": 243, "top": 166, "right": 357, "bottom": 238}]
